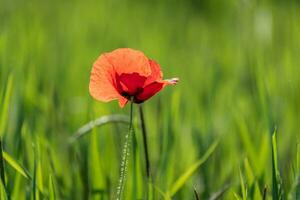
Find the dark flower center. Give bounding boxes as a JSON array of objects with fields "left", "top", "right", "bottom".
[
  {"left": 121, "top": 87, "right": 144, "bottom": 99},
  {"left": 115, "top": 73, "right": 146, "bottom": 100}
]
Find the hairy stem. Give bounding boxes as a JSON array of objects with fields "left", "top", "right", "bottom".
[{"left": 116, "top": 101, "right": 134, "bottom": 200}]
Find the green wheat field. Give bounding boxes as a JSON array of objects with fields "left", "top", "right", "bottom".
[{"left": 0, "top": 0, "right": 300, "bottom": 199}]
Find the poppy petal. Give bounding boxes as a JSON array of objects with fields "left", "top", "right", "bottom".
[
  {"left": 136, "top": 78, "right": 179, "bottom": 103},
  {"left": 89, "top": 54, "right": 120, "bottom": 102},
  {"left": 144, "top": 59, "right": 163, "bottom": 86},
  {"left": 118, "top": 96, "right": 128, "bottom": 107},
  {"left": 116, "top": 73, "right": 147, "bottom": 96},
  {"left": 104, "top": 48, "right": 151, "bottom": 77},
  {"left": 136, "top": 82, "right": 164, "bottom": 102}
]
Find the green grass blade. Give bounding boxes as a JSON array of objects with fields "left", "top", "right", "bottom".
[
  {"left": 37, "top": 159, "right": 44, "bottom": 195},
  {"left": 289, "top": 141, "right": 300, "bottom": 199},
  {"left": 32, "top": 145, "right": 37, "bottom": 200},
  {"left": 262, "top": 186, "right": 267, "bottom": 200},
  {"left": 253, "top": 182, "right": 262, "bottom": 200},
  {"left": 297, "top": 141, "right": 300, "bottom": 199},
  {"left": 167, "top": 140, "right": 219, "bottom": 197},
  {"left": 243, "top": 158, "right": 254, "bottom": 187},
  {"left": 235, "top": 116, "right": 257, "bottom": 166},
  {"left": 2, "top": 151, "right": 31, "bottom": 179},
  {"left": 233, "top": 192, "right": 242, "bottom": 200},
  {"left": 68, "top": 114, "right": 129, "bottom": 144},
  {"left": 0, "top": 140, "right": 6, "bottom": 187},
  {"left": 297, "top": 141, "right": 300, "bottom": 173},
  {"left": 0, "top": 75, "right": 13, "bottom": 137},
  {"left": 272, "top": 130, "right": 283, "bottom": 200},
  {"left": 0, "top": 139, "right": 9, "bottom": 200},
  {"left": 48, "top": 174, "right": 56, "bottom": 200},
  {"left": 272, "top": 130, "right": 279, "bottom": 200},
  {"left": 193, "top": 187, "right": 200, "bottom": 200},
  {"left": 239, "top": 167, "right": 247, "bottom": 200},
  {"left": 208, "top": 184, "right": 231, "bottom": 200},
  {"left": 0, "top": 178, "right": 8, "bottom": 200},
  {"left": 11, "top": 173, "right": 23, "bottom": 199},
  {"left": 153, "top": 184, "right": 170, "bottom": 200},
  {"left": 89, "top": 127, "right": 105, "bottom": 192}
]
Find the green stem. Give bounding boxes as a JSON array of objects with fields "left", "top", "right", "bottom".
[
  {"left": 116, "top": 100, "right": 134, "bottom": 200},
  {"left": 138, "top": 105, "right": 151, "bottom": 179}
]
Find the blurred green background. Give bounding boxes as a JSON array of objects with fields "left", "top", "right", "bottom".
[{"left": 0, "top": 0, "right": 300, "bottom": 199}]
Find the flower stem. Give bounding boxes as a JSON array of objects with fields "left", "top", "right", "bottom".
[
  {"left": 116, "top": 100, "right": 134, "bottom": 200},
  {"left": 138, "top": 105, "right": 150, "bottom": 179}
]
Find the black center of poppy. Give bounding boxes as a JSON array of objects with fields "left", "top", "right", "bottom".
[{"left": 121, "top": 87, "right": 144, "bottom": 99}]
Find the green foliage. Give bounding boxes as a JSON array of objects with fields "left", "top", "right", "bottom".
[
  {"left": 0, "top": 0, "right": 299, "bottom": 199},
  {"left": 2, "top": 151, "right": 30, "bottom": 179},
  {"left": 167, "top": 140, "right": 218, "bottom": 197}
]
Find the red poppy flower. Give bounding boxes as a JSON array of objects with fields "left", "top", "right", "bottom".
[{"left": 89, "top": 48, "right": 178, "bottom": 107}]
